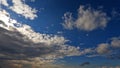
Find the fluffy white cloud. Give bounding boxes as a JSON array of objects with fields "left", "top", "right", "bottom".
[
  {"left": 94, "top": 37, "right": 120, "bottom": 59},
  {"left": 62, "top": 5, "right": 110, "bottom": 31},
  {"left": 0, "top": 10, "right": 16, "bottom": 30},
  {"left": 0, "top": 0, "right": 37, "bottom": 20},
  {"left": 96, "top": 43, "right": 110, "bottom": 54},
  {"left": 10, "top": 0, "right": 37, "bottom": 20},
  {"left": 0, "top": 0, "right": 9, "bottom": 7},
  {"left": 111, "top": 37, "right": 120, "bottom": 48}
]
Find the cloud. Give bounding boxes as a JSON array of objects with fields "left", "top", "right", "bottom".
[
  {"left": 30, "top": 0, "right": 36, "bottom": 2},
  {"left": 62, "top": 5, "right": 110, "bottom": 31},
  {"left": 10, "top": 0, "right": 37, "bottom": 20},
  {"left": 0, "top": 60, "right": 67, "bottom": 68},
  {"left": 99, "top": 66, "right": 120, "bottom": 68},
  {"left": 0, "top": 10, "right": 94, "bottom": 68},
  {"left": 84, "top": 36, "right": 120, "bottom": 59},
  {"left": 0, "top": 60, "right": 82, "bottom": 68},
  {"left": 96, "top": 43, "right": 110, "bottom": 54},
  {"left": 111, "top": 37, "right": 120, "bottom": 48},
  {"left": 93, "top": 37, "right": 120, "bottom": 59},
  {"left": 0, "top": 0, "right": 9, "bottom": 7},
  {"left": 0, "top": 61, "right": 22, "bottom": 68},
  {"left": 79, "top": 62, "right": 90, "bottom": 66},
  {"left": 0, "top": 10, "right": 78, "bottom": 59},
  {"left": 62, "top": 12, "right": 74, "bottom": 30},
  {"left": 0, "top": 0, "right": 37, "bottom": 20}
]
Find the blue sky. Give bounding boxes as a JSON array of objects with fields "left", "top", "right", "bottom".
[{"left": 0, "top": 0, "right": 120, "bottom": 68}]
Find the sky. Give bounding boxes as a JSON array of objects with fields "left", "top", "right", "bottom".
[{"left": 0, "top": 0, "right": 120, "bottom": 68}]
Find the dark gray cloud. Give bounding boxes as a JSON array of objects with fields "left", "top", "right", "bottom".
[
  {"left": 0, "top": 26, "right": 65, "bottom": 60},
  {"left": 80, "top": 62, "right": 90, "bottom": 66}
]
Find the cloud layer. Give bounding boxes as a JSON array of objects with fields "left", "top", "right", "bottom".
[
  {"left": 62, "top": 5, "right": 110, "bottom": 31},
  {"left": 0, "top": 1, "right": 119, "bottom": 68},
  {"left": 0, "top": 9, "right": 93, "bottom": 67}
]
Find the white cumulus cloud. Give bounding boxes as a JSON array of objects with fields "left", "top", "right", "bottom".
[
  {"left": 96, "top": 43, "right": 110, "bottom": 54},
  {"left": 62, "top": 5, "right": 110, "bottom": 31},
  {"left": 111, "top": 37, "right": 120, "bottom": 48},
  {"left": 10, "top": 0, "right": 37, "bottom": 20},
  {"left": 0, "top": 0, "right": 9, "bottom": 7},
  {"left": 93, "top": 36, "right": 120, "bottom": 59},
  {"left": 0, "top": 0, "right": 37, "bottom": 20}
]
